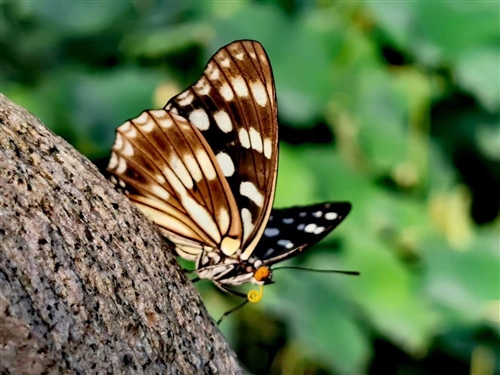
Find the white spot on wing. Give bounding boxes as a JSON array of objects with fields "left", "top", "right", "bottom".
[
  {"left": 314, "top": 226, "right": 325, "bottom": 235},
  {"left": 196, "top": 149, "right": 216, "bottom": 180},
  {"left": 241, "top": 208, "right": 254, "bottom": 242},
  {"left": 151, "top": 185, "right": 170, "bottom": 201},
  {"left": 177, "top": 91, "right": 194, "bottom": 106},
  {"left": 250, "top": 81, "right": 267, "bottom": 107},
  {"left": 170, "top": 155, "right": 193, "bottom": 189},
  {"left": 263, "top": 138, "right": 272, "bottom": 159},
  {"left": 114, "top": 133, "right": 124, "bottom": 150},
  {"left": 164, "top": 168, "right": 220, "bottom": 242},
  {"left": 277, "top": 239, "right": 294, "bottom": 249},
  {"left": 240, "top": 181, "right": 264, "bottom": 207},
  {"left": 121, "top": 138, "right": 134, "bottom": 157},
  {"left": 183, "top": 154, "right": 203, "bottom": 182},
  {"left": 118, "top": 121, "right": 131, "bottom": 133},
  {"left": 304, "top": 223, "right": 317, "bottom": 233},
  {"left": 108, "top": 152, "right": 118, "bottom": 169},
  {"left": 206, "top": 63, "right": 220, "bottom": 80},
  {"left": 231, "top": 76, "right": 249, "bottom": 97},
  {"left": 184, "top": 195, "right": 220, "bottom": 243},
  {"left": 235, "top": 52, "right": 244, "bottom": 60},
  {"left": 297, "top": 223, "right": 305, "bottom": 230},
  {"left": 325, "top": 212, "right": 339, "bottom": 220},
  {"left": 189, "top": 109, "right": 210, "bottom": 131},
  {"left": 156, "top": 116, "right": 173, "bottom": 129},
  {"left": 139, "top": 118, "right": 155, "bottom": 133},
  {"left": 313, "top": 211, "right": 323, "bottom": 218},
  {"left": 249, "top": 128, "right": 263, "bottom": 153},
  {"left": 155, "top": 174, "right": 166, "bottom": 184},
  {"left": 219, "top": 83, "right": 234, "bottom": 101},
  {"left": 263, "top": 248, "right": 275, "bottom": 258},
  {"left": 218, "top": 207, "right": 229, "bottom": 234},
  {"left": 125, "top": 125, "right": 138, "bottom": 138},
  {"left": 194, "top": 78, "right": 211, "bottom": 96},
  {"left": 239, "top": 128, "right": 250, "bottom": 148},
  {"left": 220, "top": 58, "right": 231, "bottom": 67},
  {"left": 116, "top": 156, "right": 127, "bottom": 174},
  {"left": 216, "top": 152, "right": 235, "bottom": 177},
  {"left": 283, "top": 218, "right": 293, "bottom": 224},
  {"left": 264, "top": 228, "right": 280, "bottom": 237},
  {"left": 134, "top": 111, "right": 149, "bottom": 125},
  {"left": 214, "top": 111, "right": 232, "bottom": 133}
]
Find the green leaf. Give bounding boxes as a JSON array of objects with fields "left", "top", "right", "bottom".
[
  {"left": 422, "top": 230, "right": 500, "bottom": 325},
  {"left": 264, "top": 272, "right": 370, "bottom": 375},
  {"left": 26, "top": 0, "right": 130, "bottom": 34},
  {"left": 274, "top": 143, "right": 317, "bottom": 207},
  {"left": 456, "top": 48, "right": 500, "bottom": 112}
]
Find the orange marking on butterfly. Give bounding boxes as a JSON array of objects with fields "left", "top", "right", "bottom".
[{"left": 254, "top": 266, "right": 271, "bottom": 282}]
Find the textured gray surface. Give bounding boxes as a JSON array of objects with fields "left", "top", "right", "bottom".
[{"left": 0, "top": 94, "right": 242, "bottom": 374}]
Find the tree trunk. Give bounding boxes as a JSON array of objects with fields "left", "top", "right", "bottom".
[{"left": 0, "top": 94, "right": 242, "bottom": 374}]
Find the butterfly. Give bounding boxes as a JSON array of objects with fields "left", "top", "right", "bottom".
[{"left": 107, "top": 40, "right": 353, "bottom": 303}]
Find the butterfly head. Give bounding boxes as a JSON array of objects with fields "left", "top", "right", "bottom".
[{"left": 252, "top": 265, "right": 273, "bottom": 285}]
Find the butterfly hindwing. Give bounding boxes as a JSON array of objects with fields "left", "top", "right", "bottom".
[
  {"left": 165, "top": 40, "right": 279, "bottom": 260},
  {"left": 252, "top": 202, "right": 352, "bottom": 265}
]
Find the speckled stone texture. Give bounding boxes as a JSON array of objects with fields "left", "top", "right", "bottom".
[{"left": 0, "top": 94, "right": 242, "bottom": 374}]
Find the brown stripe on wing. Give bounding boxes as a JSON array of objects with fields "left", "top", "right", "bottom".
[{"left": 107, "top": 109, "right": 243, "bottom": 255}]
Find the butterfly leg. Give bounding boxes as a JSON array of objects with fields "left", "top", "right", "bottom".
[
  {"left": 216, "top": 299, "right": 249, "bottom": 325},
  {"left": 214, "top": 281, "right": 248, "bottom": 299}
]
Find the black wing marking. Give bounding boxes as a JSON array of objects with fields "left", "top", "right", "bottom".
[{"left": 253, "top": 202, "right": 352, "bottom": 265}]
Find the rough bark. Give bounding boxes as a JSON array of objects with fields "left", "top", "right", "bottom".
[{"left": 0, "top": 94, "right": 243, "bottom": 374}]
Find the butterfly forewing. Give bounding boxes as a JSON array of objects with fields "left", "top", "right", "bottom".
[{"left": 165, "top": 40, "right": 278, "bottom": 260}]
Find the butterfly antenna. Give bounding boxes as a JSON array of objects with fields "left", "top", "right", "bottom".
[
  {"left": 217, "top": 299, "right": 249, "bottom": 325},
  {"left": 273, "top": 266, "right": 360, "bottom": 276}
]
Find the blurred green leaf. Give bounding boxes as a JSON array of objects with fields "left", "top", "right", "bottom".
[
  {"left": 274, "top": 143, "right": 318, "bottom": 207},
  {"left": 25, "top": 0, "right": 130, "bottom": 34},
  {"left": 456, "top": 48, "right": 500, "bottom": 112},
  {"left": 423, "top": 230, "right": 500, "bottom": 325},
  {"left": 265, "top": 272, "right": 370, "bottom": 375},
  {"left": 369, "top": 2, "right": 500, "bottom": 64},
  {"left": 122, "top": 22, "right": 215, "bottom": 58}
]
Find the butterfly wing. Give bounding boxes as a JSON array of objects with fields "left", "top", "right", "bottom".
[
  {"left": 108, "top": 40, "right": 278, "bottom": 262},
  {"left": 253, "top": 202, "right": 352, "bottom": 265},
  {"left": 107, "top": 109, "right": 242, "bottom": 260},
  {"left": 213, "top": 202, "right": 352, "bottom": 286},
  {"left": 165, "top": 40, "right": 278, "bottom": 261}
]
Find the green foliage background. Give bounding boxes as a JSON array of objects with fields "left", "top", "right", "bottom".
[{"left": 3, "top": 1, "right": 499, "bottom": 374}]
